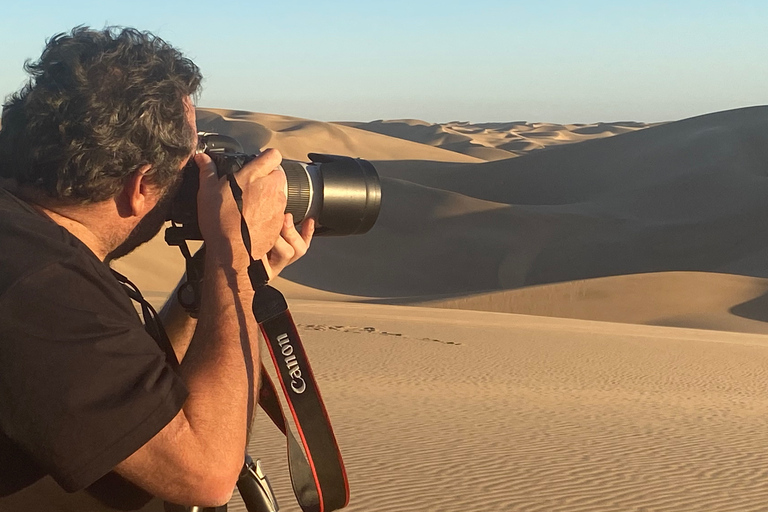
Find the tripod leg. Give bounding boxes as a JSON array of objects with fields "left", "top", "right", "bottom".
[{"left": 237, "top": 458, "right": 279, "bottom": 512}]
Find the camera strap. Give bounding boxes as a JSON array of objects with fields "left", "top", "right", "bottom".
[{"left": 233, "top": 173, "right": 350, "bottom": 512}]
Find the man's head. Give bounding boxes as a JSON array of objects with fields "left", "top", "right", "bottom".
[{"left": 0, "top": 26, "right": 202, "bottom": 205}]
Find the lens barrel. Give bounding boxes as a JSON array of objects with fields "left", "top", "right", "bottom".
[
  {"left": 166, "top": 133, "right": 381, "bottom": 244},
  {"left": 305, "top": 153, "right": 381, "bottom": 235}
]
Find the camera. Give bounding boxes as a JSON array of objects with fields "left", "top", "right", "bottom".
[{"left": 165, "top": 133, "right": 381, "bottom": 245}]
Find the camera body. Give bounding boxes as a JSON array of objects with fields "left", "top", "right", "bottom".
[{"left": 165, "top": 133, "right": 381, "bottom": 245}]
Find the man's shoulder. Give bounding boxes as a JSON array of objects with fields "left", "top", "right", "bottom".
[{"left": 0, "top": 186, "right": 112, "bottom": 298}]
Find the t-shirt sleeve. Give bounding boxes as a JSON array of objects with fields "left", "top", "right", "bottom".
[{"left": 0, "top": 261, "right": 189, "bottom": 492}]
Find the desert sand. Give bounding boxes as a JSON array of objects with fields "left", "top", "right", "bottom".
[{"left": 111, "top": 105, "right": 768, "bottom": 511}]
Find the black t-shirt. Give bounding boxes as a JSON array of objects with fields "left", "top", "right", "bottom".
[{"left": 0, "top": 186, "right": 189, "bottom": 497}]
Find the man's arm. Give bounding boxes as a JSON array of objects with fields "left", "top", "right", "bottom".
[
  {"left": 158, "top": 282, "right": 197, "bottom": 362},
  {"left": 160, "top": 214, "right": 314, "bottom": 363},
  {"left": 115, "top": 149, "right": 310, "bottom": 506}
]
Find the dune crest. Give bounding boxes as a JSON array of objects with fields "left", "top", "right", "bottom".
[
  {"left": 196, "top": 109, "right": 482, "bottom": 163},
  {"left": 340, "top": 118, "right": 655, "bottom": 160},
  {"left": 410, "top": 271, "right": 768, "bottom": 334}
]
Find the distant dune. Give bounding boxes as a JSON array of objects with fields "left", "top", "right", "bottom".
[
  {"left": 196, "top": 109, "right": 481, "bottom": 163},
  {"left": 339, "top": 118, "right": 654, "bottom": 160},
  {"left": 115, "top": 105, "right": 768, "bottom": 335},
  {"left": 280, "top": 107, "right": 768, "bottom": 300},
  {"left": 408, "top": 271, "right": 768, "bottom": 334}
]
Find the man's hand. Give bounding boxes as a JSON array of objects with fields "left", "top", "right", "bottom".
[
  {"left": 263, "top": 213, "right": 315, "bottom": 280},
  {"left": 195, "top": 149, "right": 287, "bottom": 271},
  {"left": 159, "top": 215, "right": 315, "bottom": 363}
]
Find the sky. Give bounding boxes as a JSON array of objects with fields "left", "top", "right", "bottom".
[{"left": 0, "top": 0, "right": 766, "bottom": 123}]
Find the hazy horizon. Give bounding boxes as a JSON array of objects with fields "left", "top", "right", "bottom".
[{"left": 1, "top": 0, "right": 766, "bottom": 124}]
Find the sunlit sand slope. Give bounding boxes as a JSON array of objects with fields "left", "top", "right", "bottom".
[
  {"left": 410, "top": 271, "right": 768, "bottom": 334},
  {"left": 235, "top": 302, "right": 768, "bottom": 512}
]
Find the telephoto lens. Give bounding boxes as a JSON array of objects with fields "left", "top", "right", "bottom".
[{"left": 165, "top": 133, "right": 381, "bottom": 244}]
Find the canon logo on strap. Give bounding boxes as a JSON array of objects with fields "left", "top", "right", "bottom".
[{"left": 277, "top": 333, "right": 307, "bottom": 394}]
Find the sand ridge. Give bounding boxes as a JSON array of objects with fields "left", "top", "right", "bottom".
[
  {"left": 339, "top": 118, "right": 655, "bottom": 160},
  {"left": 195, "top": 109, "right": 482, "bottom": 163},
  {"left": 407, "top": 271, "right": 768, "bottom": 334}
]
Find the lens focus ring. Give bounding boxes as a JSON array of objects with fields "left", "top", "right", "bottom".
[{"left": 282, "top": 161, "right": 311, "bottom": 222}]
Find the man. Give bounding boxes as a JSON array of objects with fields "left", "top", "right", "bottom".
[{"left": 0, "top": 26, "right": 313, "bottom": 510}]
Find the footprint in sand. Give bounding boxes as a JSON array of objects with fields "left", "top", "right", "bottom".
[{"left": 298, "top": 324, "right": 460, "bottom": 346}]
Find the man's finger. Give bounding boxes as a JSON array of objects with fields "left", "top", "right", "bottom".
[
  {"left": 195, "top": 153, "right": 218, "bottom": 182},
  {"left": 269, "top": 236, "right": 296, "bottom": 264},
  {"left": 240, "top": 148, "right": 283, "bottom": 179},
  {"left": 280, "top": 214, "right": 308, "bottom": 260},
  {"left": 300, "top": 217, "right": 315, "bottom": 247}
]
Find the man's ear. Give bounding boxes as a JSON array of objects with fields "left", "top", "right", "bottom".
[{"left": 117, "top": 164, "right": 154, "bottom": 218}]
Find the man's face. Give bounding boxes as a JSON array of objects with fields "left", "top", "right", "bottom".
[
  {"left": 105, "top": 177, "right": 183, "bottom": 261},
  {"left": 105, "top": 98, "right": 197, "bottom": 262}
]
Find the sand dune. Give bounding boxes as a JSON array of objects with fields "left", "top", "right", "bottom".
[
  {"left": 409, "top": 271, "right": 768, "bottom": 334},
  {"left": 272, "top": 270, "right": 768, "bottom": 335},
  {"left": 116, "top": 106, "right": 768, "bottom": 326},
  {"left": 340, "top": 119, "right": 654, "bottom": 160},
  {"left": 278, "top": 106, "right": 768, "bottom": 300},
  {"left": 195, "top": 109, "right": 482, "bottom": 163},
  {"left": 106, "top": 105, "right": 768, "bottom": 512},
  {"left": 235, "top": 302, "right": 768, "bottom": 512}
]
